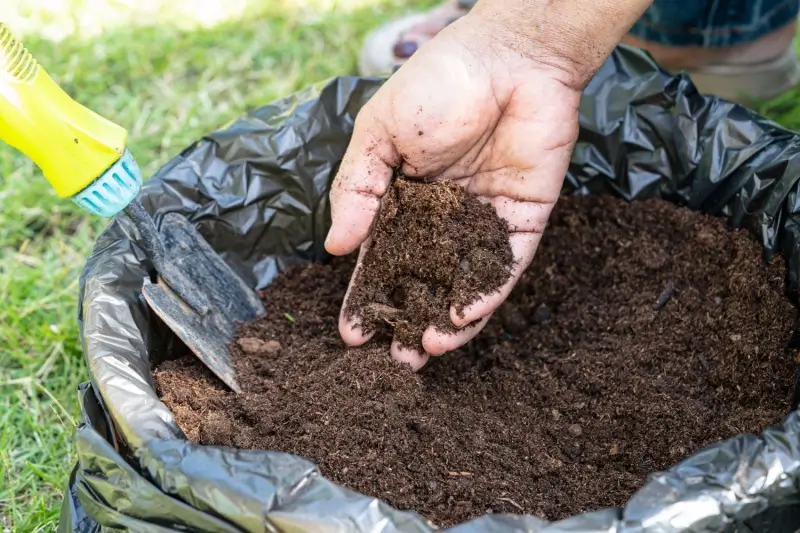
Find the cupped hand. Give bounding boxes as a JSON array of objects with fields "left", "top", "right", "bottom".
[{"left": 325, "top": 14, "right": 582, "bottom": 370}]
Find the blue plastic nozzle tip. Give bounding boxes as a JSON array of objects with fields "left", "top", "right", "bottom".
[{"left": 71, "top": 149, "right": 143, "bottom": 218}]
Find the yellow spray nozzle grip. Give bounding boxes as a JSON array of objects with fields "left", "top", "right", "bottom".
[{"left": 0, "top": 26, "right": 128, "bottom": 199}]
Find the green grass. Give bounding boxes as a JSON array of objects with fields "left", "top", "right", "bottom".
[
  {"left": 0, "top": 1, "right": 438, "bottom": 530},
  {"left": 1, "top": 1, "right": 799, "bottom": 531}
]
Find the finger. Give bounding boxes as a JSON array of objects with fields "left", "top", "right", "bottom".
[
  {"left": 325, "top": 111, "right": 399, "bottom": 256},
  {"left": 391, "top": 340, "right": 430, "bottom": 371},
  {"left": 338, "top": 242, "right": 375, "bottom": 346},
  {"left": 422, "top": 313, "right": 492, "bottom": 355},
  {"left": 451, "top": 232, "right": 541, "bottom": 326}
]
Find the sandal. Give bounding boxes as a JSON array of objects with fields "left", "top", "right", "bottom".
[{"left": 358, "top": 0, "right": 477, "bottom": 77}]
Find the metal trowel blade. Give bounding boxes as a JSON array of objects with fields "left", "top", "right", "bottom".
[{"left": 141, "top": 213, "right": 265, "bottom": 394}]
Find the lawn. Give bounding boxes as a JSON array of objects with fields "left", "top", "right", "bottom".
[
  {"left": 0, "top": 1, "right": 440, "bottom": 530},
  {"left": 1, "top": 1, "right": 799, "bottom": 531}
]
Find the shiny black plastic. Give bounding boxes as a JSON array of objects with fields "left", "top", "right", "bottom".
[{"left": 59, "top": 46, "right": 800, "bottom": 532}]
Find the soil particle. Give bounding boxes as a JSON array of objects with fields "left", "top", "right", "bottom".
[
  {"left": 567, "top": 424, "right": 583, "bottom": 438},
  {"left": 155, "top": 195, "right": 796, "bottom": 527},
  {"left": 532, "top": 303, "right": 552, "bottom": 324},
  {"left": 237, "top": 337, "right": 282, "bottom": 355},
  {"left": 654, "top": 280, "right": 677, "bottom": 310}
]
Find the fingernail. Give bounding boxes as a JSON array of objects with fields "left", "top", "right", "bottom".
[
  {"left": 450, "top": 307, "right": 468, "bottom": 327},
  {"left": 393, "top": 41, "right": 418, "bottom": 59}
]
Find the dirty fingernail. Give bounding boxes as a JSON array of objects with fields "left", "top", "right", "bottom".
[
  {"left": 450, "top": 304, "right": 473, "bottom": 327},
  {"left": 339, "top": 319, "right": 374, "bottom": 347},
  {"left": 393, "top": 41, "right": 418, "bottom": 59},
  {"left": 391, "top": 341, "right": 429, "bottom": 371},
  {"left": 422, "top": 328, "right": 449, "bottom": 355}
]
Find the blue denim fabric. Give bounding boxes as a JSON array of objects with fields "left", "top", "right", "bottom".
[{"left": 630, "top": 0, "right": 799, "bottom": 47}]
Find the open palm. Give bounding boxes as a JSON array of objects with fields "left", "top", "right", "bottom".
[{"left": 326, "top": 16, "right": 582, "bottom": 369}]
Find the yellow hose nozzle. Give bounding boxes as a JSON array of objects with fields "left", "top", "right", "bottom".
[{"left": 0, "top": 23, "right": 142, "bottom": 217}]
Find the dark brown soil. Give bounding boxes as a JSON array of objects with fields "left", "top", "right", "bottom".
[
  {"left": 344, "top": 176, "right": 513, "bottom": 349},
  {"left": 154, "top": 195, "right": 796, "bottom": 527}
]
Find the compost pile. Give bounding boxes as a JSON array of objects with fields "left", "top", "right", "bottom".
[{"left": 155, "top": 192, "right": 796, "bottom": 527}]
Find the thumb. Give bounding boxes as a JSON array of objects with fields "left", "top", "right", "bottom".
[{"left": 325, "top": 113, "right": 398, "bottom": 256}]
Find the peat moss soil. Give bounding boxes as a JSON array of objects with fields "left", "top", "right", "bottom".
[{"left": 155, "top": 194, "right": 796, "bottom": 526}]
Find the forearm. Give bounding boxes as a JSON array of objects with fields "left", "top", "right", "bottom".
[{"left": 469, "top": 0, "right": 654, "bottom": 89}]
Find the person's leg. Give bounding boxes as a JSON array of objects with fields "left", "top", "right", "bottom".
[
  {"left": 623, "top": 0, "right": 800, "bottom": 101},
  {"left": 359, "top": 0, "right": 800, "bottom": 102}
]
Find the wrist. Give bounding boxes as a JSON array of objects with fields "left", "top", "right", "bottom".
[{"left": 466, "top": 0, "right": 653, "bottom": 90}]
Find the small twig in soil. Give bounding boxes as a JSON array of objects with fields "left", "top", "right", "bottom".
[
  {"left": 497, "top": 497, "right": 524, "bottom": 512},
  {"left": 653, "top": 281, "right": 677, "bottom": 310},
  {"left": 447, "top": 471, "right": 473, "bottom": 477},
  {"left": 366, "top": 303, "right": 402, "bottom": 319},
  {"left": 365, "top": 303, "right": 408, "bottom": 327},
  {"left": 697, "top": 354, "right": 710, "bottom": 375}
]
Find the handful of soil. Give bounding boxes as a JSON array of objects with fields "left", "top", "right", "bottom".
[
  {"left": 344, "top": 176, "right": 513, "bottom": 349},
  {"left": 155, "top": 195, "right": 796, "bottom": 527}
]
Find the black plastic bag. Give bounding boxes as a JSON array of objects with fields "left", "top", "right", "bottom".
[{"left": 60, "top": 45, "right": 800, "bottom": 532}]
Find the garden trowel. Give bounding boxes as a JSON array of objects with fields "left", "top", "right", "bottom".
[
  {"left": 0, "top": 22, "right": 261, "bottom": 393},
  {"left": 140, "top": 212, "right": 265, "bottom": 394}
]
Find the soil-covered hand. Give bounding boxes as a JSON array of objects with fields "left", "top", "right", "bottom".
[{"left": 325, "top": 14, "right": 582, "bottom": 369}]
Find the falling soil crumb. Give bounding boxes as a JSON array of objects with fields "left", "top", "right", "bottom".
[
  {"left": 344, "top": 175, "right": 513, "bottom": 350},
  {"left": 154, "top": 195, "right": 797, "bottom": 527}
]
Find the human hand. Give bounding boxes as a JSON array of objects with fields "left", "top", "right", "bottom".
[{"left": 325, "top": 13, "right": 582, "bottom": 369}]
